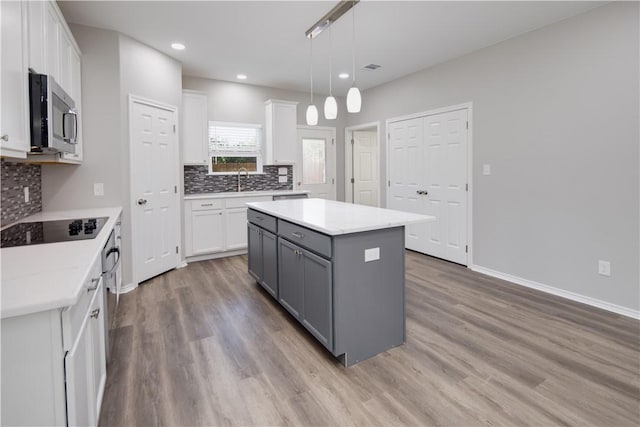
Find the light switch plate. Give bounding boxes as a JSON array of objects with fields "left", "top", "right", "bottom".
[
  {"left": 278, "top": 176, "right": 288, "bottom": 183},
  {"left": 598, "top": 260, "right": 611, "bottom": 277},
  {"left": 483, "top": 164, "right": 491, "bottom": 175},
  {"left": 94, "top": 183, "right": 104, "bottom": 196},
  {"left": 365, "top": 247, "right": 380, "bottom": 262},
  {"left": 23, "top": 187, "right": 29, "bottom": 203},
  {"left": 278, "top": 167, "right": 288, "bottom": 176}
]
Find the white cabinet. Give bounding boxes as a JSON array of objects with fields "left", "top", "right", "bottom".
[
  {"left": 264, "top": 99, "right": 298, "bottom": 164},
  {"left": 61, "top": 48, "right": 83, "bottom": 162},
  {"left": 226, "top": 207, "right": 249, "bottom": 250},
  {"left": 1, "top": 256, "right": 107, "bottom": 427},
  {"left": 182, "top": 90, "right": 209, "bottom": 165},
  {"left": 44, "top": 2, "right": 60, "bottom": 82},
  {"left": 184, "top": 195, "right": 273, "bottom": 258},
  {"left": 0, "top": 0, "right": 30, "bottom": 159},
  {"left": 26, "top": 0, "right": 46, "bottom": 74}
]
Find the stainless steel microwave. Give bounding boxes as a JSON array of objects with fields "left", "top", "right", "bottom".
[{"left": 28, "top": 72, "right": 77, "bottom": 154}]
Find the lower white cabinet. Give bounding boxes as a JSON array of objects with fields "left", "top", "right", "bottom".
[
  {"left": 184, "top": 195, "right": 272, "bottom": 258},
  {"left": 1, "top": 256, "right": 107, "bottom": 426}
]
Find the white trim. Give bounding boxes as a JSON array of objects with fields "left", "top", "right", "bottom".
[
  {"left": 186, "top": 249, "right": 248, "bottom": 263},
  {"left": 469, "top": 264, "right": 640, "bottom": 320},
  {"left": 128, "top": 94, "right": 180, "bottom": 287},
  {"left": 119, "top": 282, "right": 138, "bottom": 294},
  {"left": 344, "top": 121, "right": 381, "bottom": 206},
  {"left": 209, "top": 121, "right": 262, "bottom": 129},
  {"left": 176, "top": 261, "right": 188, "bottom": 269},
  {"left": 297, "top": 125, "right": 335, "bottom": 132},
  {"left": 385, "top": 102, "right": 474, "bottom": 267}
]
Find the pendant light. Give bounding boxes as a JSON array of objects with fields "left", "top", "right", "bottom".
[
  {"left": 346, "top": 0, "right": 361, "bottom": 113},
  {"left": 306, "top": 37, "right": 319, "bottom": 126},
  {"left": 324, "top": 26, "right": 338, "bottom": 120}
]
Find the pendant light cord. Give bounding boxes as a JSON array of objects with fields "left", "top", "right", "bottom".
[
  {"left": 329, "top": 26, "right": 333, "bottom": 96},
  {"left": 309, "top": 37, "right": 314, "bottom": 104},
  {"left": 352, "top": 0, "right": 356, "bottom": 85}
]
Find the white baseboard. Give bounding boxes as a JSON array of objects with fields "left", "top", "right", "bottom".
[
  {"left": 176, "top": 260, "right": 188, "bottom": 269},
  {"left": 186, "top": 249, "right": 248, "bottom": 263},
  {"left": 469, "top": 264, "right": 640, "bottom": 320},
  {"left": 119, "top": 282, "right": 138, "bottom": 294}
]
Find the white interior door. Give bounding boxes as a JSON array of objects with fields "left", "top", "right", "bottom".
[
  {"left": 296, "top": 127, "right": 336, "bottom": 200},
  {"left": 388, "top": 108, "right": 468, "bottom": 265},
  {"left": 130, "top": 97, "right": 179, "bottom": 283},
  {"left": 423, "top": 109, "right": 468, "bottom": 264},
  {"left": 351, "top": 131, "right": 379, "bottom": 207}
]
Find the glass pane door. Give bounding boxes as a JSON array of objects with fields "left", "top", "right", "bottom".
[{"left": 302, "top": 138, "right": 326, "bottom": 185}]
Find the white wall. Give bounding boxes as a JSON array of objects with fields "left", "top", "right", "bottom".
[
  {"left": 182, "top": 76, "right": 348, "bottom": 201},
  {"left": 348, "top": 3, "right": 639, "bottom": 312},
  {"left": 42, "top": 25, "right": 183, "bottom": 287}
]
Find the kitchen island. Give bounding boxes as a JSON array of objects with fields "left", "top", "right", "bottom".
[{"left": 246, "top": 198, "right": 434, "bottom": 366}]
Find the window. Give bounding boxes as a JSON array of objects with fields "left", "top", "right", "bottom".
[{"left": 208, "top": 122, "right": 262, "bottom": 174}]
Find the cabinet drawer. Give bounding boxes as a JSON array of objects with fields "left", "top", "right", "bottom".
[
  {"left": 62, "top": 259, "right": 102, "bottom": 351},
  {"left": 247, "top": 209, "right": 277, "bottom": 233},
  {"left": 226, "top": 196, "right": 272, "bottom": 209},
  {"left": 191, "top": 199, "right": 223, "bottom": 211},
  {"left": 278, "top": 220, "right": 331, "bottom": 259}
]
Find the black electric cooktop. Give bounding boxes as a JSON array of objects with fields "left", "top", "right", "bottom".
[{"left": 0, "top": 217, "right": 108, "bottom": 248}]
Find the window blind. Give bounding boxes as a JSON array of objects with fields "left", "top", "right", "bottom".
[{"left": 209, "top": 123, "right": 261, "bottom": 155}]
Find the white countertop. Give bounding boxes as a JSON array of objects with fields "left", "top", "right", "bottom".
[
  {"left": 1, "top": 207, "right": 122, "bottom": 319},
  {"left": 185, "top": 190, "right": 309, "bottom": 200},
  {"left": 246, "top": 199, "right": 435, "bottom": 236}
]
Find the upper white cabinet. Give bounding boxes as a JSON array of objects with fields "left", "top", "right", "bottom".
[
  {"left": 1, "top": 0, "right": 83, "bottom": 162},
  {"left": 182, "top": 90, "right": 209, "bottom": 165},
  {"left": 264, "top": 99, "right": 297, "bottom": 165},
  {"left": 0, "top": 1, "right": 30, "bottom": 159}
]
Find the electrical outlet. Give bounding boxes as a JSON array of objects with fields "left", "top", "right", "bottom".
[
  {"left": 598, "top": 260, "right": 611, "bottom": 277},
  {"left": 23, "top": 187, "right": 29, "bottom": 203},
  {"left": 278, "top": 175, "right": 288, "bottom": 183},
  {"left": 483, "top": 164, "right": 491, "bottom": 176},
  {"left": 94, "top": 183, "right": 104, "bottom": 196}
]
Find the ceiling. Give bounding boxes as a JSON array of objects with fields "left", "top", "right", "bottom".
[{"left": 58, "top": 1, "right": 604, "bottom": 95}]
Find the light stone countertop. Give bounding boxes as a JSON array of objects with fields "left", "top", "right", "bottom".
[
  {"left": 184, "top": 190, "right": 309, "bottom": 200},
  {"left": 1, "top": 207, "right": 122, "bottom": 319},
  {"left": 247, "top": 198, "right": 435, "bottom": 236}
]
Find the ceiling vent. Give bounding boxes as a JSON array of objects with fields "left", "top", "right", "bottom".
[{"left": 363, "top": 63, "right": 381, "bottom": 71}]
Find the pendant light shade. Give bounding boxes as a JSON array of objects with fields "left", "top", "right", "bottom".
[
  {"left": 346, "top": 86, "right": 361, "bottom": 113},
  {"left": 324, "top": 96, "right": 337, "bottom": 120},
  {"left": 306, "top": 104, "right": 319, "bottom": 126}
]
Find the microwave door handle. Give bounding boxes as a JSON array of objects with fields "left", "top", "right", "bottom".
[{"left": 71, "top": 111, "right": 78, "bottom": 144}]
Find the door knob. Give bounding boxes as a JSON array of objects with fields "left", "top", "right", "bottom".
[{"left": 137, "top": 198, "right": 147, "bottom": 205}]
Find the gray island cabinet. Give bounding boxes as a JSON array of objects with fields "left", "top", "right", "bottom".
[{"left": 247, "top": 198, "right": 433, "bottom": 366}]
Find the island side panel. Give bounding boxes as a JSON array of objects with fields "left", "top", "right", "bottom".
[{"left": 332, "top": 226, "right": 406, "bottom": 366}]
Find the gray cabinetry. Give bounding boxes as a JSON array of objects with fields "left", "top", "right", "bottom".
[
  {"left": 277, "top": 237, "right": 333, "bottom": 350},
  {"left": 247, "top": 222, "right": 278, "bottom": 297}
]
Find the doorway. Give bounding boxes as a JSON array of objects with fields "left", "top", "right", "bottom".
[
  {"left": 129, "top": 95, "right": 180, "bottom": 285},
  {"left": 296, "top": 126, "right": 336, "bottom": 200},
  {"left": 345, "top": 122, "right": 380, "bottom": 207},
  {"left": 387, "top": 104, "right": 472, "bottom": 266}
]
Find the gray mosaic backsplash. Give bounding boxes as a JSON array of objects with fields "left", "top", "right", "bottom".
[
  {"left": 1, "top": 159, "right": 42, "bottom": 227},
  {"left": 184, "top": 165, "right": 293, "bottom": 194}
]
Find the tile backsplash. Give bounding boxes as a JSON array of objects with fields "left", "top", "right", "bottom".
[
  {"left": 184, "top": 165, "right": 293, "bottom": 194},
  {"left": 1, "top": 159, "right": 42, "bottom": 226}
]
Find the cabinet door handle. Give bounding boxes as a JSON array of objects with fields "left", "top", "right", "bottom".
[
  {"left": 255, "top": 216, "right": 263, "bottom": 220},
  {"left": 291, "top": 231, "right": 305, "bottom": 239},
  {"left": 87, "top": 277, "right": 100, "bottom": 292},
  {"left": 1, "top": 134, "right": 8, "bottom": 142},
  {"left": 90, "top": 308, "right": 100, "bottom": 319}
]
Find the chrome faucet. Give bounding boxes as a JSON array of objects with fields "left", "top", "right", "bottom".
[{"left": 237, "top": 167, "right": 249, "bottom": 192}]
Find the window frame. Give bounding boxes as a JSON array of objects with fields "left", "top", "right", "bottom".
[{"left": 207, "top": 121, "right": 264, "bottom": 175}]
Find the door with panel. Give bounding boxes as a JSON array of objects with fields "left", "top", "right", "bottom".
[
  {"left": 190, "top": 209, "right": 224, "bottom": 255},
  {"left": 296, "top": 127, "right": 336, "bottom": 200},
  {"left": 277, "top": 238, "right": 303, "bottom": 319},
  {"left": 352, "top": 131, "right": 378, "bottom": 207},
  {"left": 247, "top": 223, "right": 263, "bottom": 282},
  {"left": 423, "top": 109, "right": 468, "bottom": 264},
  {"left": 261, "top": 230, "right": 278, "bottom": 297},
  {"left": 387, "top": 118, "right": 427, "bottom": 252},
  {"left": 225, "top": 207, "right": 249, "bottom": 250},
  {"left": 130, "top": 98, "right": 179, "bottom": 283}
]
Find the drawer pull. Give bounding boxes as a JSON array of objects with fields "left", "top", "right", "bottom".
[
  {"left": 201, "top": 203, "right": 213, "bottom": 207},
  {"left": 291, "top": 231, "right": 305, "bottom": 239},
  {"left": 90, "top": 308, "right": 100, "bottom": 319},
  {"left": 255, "top": 216, "right": 263, "bottom": 220},
  {"left": 87, "top": 278, "right": 100, "bottom": 292}
]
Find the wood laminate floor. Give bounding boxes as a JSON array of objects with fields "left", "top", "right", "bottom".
[{"left": 99, "top": 252, "right": 640, "bottom": 426}]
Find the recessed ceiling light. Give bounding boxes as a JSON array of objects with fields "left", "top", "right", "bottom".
[
  {"left": 236, "top": 74, "right": 247, "bottom": 80},
  {"left": 338, "top": 72, "right": 349, "bottom": 79},
  {"left": 171, "top": 42, "right": 185, "bottom": 50}
]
